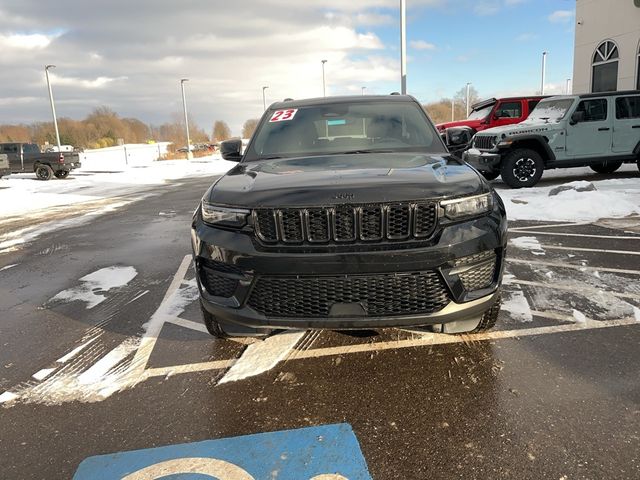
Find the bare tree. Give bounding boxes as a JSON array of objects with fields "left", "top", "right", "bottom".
[
  {"left": 212, "top": 120, "right": 231, "bottom": 142},
  {"left": 242, "top": 119, "right": 259, "bottom": 139}
]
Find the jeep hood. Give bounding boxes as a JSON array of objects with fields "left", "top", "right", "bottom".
[
  {"left": 436, "top": 119, "right": 484, "bottom": 131},
  {"left": 207, "top": 153, "right": 486, "bottom": 207},
  {"left": 477, "top": 122, "right": 555, "bottom": 137}
]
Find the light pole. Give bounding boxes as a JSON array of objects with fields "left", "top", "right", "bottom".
[
  {"left": 540, "top": 51, "right": 547, "bottom": 95},
  {"left": 180, "top": 78, "right": 192, "bottom": 160},
  {"left": 262, "top": 86, "right": 269, "bottom": 111},
  {"left": 565, "top": 78, "right": 572, "bottom": 95},
  {"left": 465, "top": 82, "right": 471, "bottom": 118},
  {"left": 44, "top": 65, "right": 61, "bottom": 151},
  {"left": 321, "top": 60, "right": 328, "bottom": 97},
  {"left": 361, "top": 86, "right": 366, "bottom": 96},
  {"left": 451, "top": 98, "right": 455, "bottom": 122},
  {"left": 400, "top": 0, "right": 407, "bottom": 94}
]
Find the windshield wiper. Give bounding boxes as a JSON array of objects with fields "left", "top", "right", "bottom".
[{"left": 329, "top": 149, "right": 395, "bottom": 155}]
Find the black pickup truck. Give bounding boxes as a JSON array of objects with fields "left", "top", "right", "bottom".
[{"left": 0, "top": 142, "right": 82, "bottom": 180}]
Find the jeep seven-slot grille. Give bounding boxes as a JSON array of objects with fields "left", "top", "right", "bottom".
[
  {"left": 247, "top": 271, "right": 450, "bottom": 318},
  {"left": 253, "top": 202, "right": 437, "bottom": 245},
  {"left": 473, "top": 136, "right": 497, "bottom": 150}
]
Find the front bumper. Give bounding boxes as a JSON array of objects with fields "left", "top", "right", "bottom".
[
  {"left": 192, "top": 203, "right": 507, "bottom": 334},
  {"left": 463, "top": 149, "right": 502, "bottom": 173}
]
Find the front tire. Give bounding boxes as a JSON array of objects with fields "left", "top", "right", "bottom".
[
  {"left": 35, "top": 165, "right": 53, "bottom": 181},
  {"left": 500, "top": 149, "right": 544, "bottom": 188},
  {"left": 590, "top": 161, "right": 622, "bottom": 174},
  {"left": 54, "top": 170, "right": 69, "bottom": 179},
  {"left": 200, "top": 301, "right": 229, "bottom": 338}
]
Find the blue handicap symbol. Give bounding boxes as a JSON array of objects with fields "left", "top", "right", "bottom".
[{"left": 73, "top": 423, "right": 372, "bottom": 479}]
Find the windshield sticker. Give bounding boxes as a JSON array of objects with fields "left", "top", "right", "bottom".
[
  {"left": 327, "top": 119, "right": 346, "bottom": 126},
  {"left": 269, "top": 109, "right": 298, "bottom": 122}
]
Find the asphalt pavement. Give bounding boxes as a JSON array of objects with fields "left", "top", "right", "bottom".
[{"left": 1, "top": 170, "right": 639, "bottom": 479}]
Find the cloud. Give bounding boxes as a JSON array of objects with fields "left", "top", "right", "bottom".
[
  {"left": 516, "top": 33, "right": 538, "bottom": 42},
  {"left": 409, "top": 40, "right": 436, "bottom": 51},
  {"left": 0, "top": 33, "right": 56, "bottom": 49},
  {"left": 548, "top": 10, "right": 574, "bottom": 23},
  {"left": 49, "top": 73, "right": 128, "bottom": 89},
  {"left": 474, "top": 1, "right": 501, "bottom": 15}
]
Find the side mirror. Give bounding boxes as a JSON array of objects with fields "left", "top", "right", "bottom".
[
  {"left": 569, "top": 111, "right": 585, "bottom": 125},
  {"left": 220, "top": 139, "right": 242, "bottom": 161}
]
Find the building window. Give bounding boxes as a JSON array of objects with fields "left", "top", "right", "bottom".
[{"left": 592, "top": 40, "right": 619, "bottom": 93}]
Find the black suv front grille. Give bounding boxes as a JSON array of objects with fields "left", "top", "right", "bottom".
[
  {"left": 247, "top": 271, "right": 450, "bottom": 318},
  {"left": 473, "top": 136, "right": 496, "bottom": 150},
  {"left": 253, "top": 202, "right": 437, "bottom": 245}
]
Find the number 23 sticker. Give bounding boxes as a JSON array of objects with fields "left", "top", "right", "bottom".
[{"left": 269, "top": 109, "right": 298, "bottom": 122}]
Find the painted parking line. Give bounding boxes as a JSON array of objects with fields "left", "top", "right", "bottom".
[
  {"left": 73, "top": 424, "right": 372, "bottom": 480},
  {"left": 509, "top": 230, "right": 640, "bottom": 240},
  {"left": 507, "top": 258, "right": 640, "bottom": 276},
  {"left": 510, "top": 278, "right": 640, "bottom": 301},
  {"left": 520, "top": 244, "right": 640, "bottom": 256}
]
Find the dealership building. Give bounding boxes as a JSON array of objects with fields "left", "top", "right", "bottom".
[{"left": 572, "top": 0, "right": 640, "bottom": 93}]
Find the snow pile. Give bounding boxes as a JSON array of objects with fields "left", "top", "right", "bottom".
[
  {"left": 81, "top": 143, "right": 172, "bottom": 171},
  {"left": 510, "top": 236, "right": 545, "bottom": 255},
  {"left": 0, "top": 154, "right": 236, "bottom": 220},
  {"left": 497, "top": 178, "right": 640, "bottom": 222},
  {"left": 49, "top": 266, "right": 138, "bottom": 309}
]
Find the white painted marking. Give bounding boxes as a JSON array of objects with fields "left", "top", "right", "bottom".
[
  {"left": 141, "top": 315, "right": 640, "bottom": 380},
  {"left": 508, "top": 258, "right": 640, "bottom": 276},
  {"left": 77, "top": 338, "right": 138, "bottom": 385},
  {"left": 511, "top": 279, "right": 640, "bottom": 301},
  {"left": 56, "top": 336, "right": 99, "bottom": 363},
  {"left": 0, "top": 391, "right": 18, "bottom": 403},
  {"left": 165, "top": 316, "right": 257, "bottom": 345},
  {"left": 509, "top": 222, "right": 592, "bottom": 231},
  {"left": 122, "top": 457, "right": 254, "bottom": 480},
  {"left": 32, "top": 368, "right": 56, "bottom": 381},
  {"left": 508, "top": 230, "right": 640, "bottom": 240},
  {"left": 0, "top": 263, "right": 18, "bottom": 272},
  {"left": 218, "top": 331, "right": 305, "bottom": 384},
  {"left": 129, "top": 255, "right": 194, "bottom": 377},
  {"left": 510, "top": 236, "right": 545, "bottom": 255},
  {"left": 537, "top": 244, "right": 640, "bottom": 256}
]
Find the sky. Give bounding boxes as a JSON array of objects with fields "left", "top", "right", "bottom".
[{"left": 0, "top": 0, "right": 576, "bottom": 136}]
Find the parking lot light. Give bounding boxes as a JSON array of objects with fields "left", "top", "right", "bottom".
[
  {"left": 44, "top": 65, "right": 62, "bottom": 152},
  {"left": 180, "top": 78, "right": 192, "bottom": 160},
  {"left": 321, "top": 60, "right": 328, "bottom": 97},
  {"left": 262, "top": 86, "right": 269, "bottom": 111},
  {"left": 465, "top": 82, "right": 471, "bottom": 118},
  {"left": 400, "top": 0, "right": 407, "bottom": 94},
  {"left": 541, "top": 51, "right": 547, "bottom": 95}
]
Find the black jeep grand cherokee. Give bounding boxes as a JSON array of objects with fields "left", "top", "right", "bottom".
[{"left": 192, "top": 95, "right": 507, "bottom": 338}]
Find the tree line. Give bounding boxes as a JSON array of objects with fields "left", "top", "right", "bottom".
[{"left": 0, "top": 106, "right": 260, "bottom": 149}]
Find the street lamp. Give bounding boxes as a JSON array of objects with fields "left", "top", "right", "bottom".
[
  {"left": 400, "top": 0, "right": 407, "bottom": 94},
  {"left": 541, "top": 51, "right": 547, "bottom": 95},
  {"left": 262, "top": 86, "right": 269, "bottom": 111},
  {"left": 321, "top": 59, "right": 328, "bottom": 97},
  {"left": 180, "top": 78, "right": 192, "bottom": 160},
  {"left": 44, "top": 65, "right": 61, "bottom": 151},
  {"left": 465, "top": 82, "right": 472, "bottom": 118},
  {"left": 565, "top": 78, "right": 572, "bottom": 95},
  {"left": 451, "top": 98, "right": 455, "bottom": 122},
  {"left": 361, "top": 86, "right": 366, "bottom": 96}
]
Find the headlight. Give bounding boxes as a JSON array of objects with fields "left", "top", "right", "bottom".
[
  {"left": 441, "top": 193, "right": 493, "bottom": 220},
  {"left": 201, "top": 201, "right": 249, "bottom": 227}
]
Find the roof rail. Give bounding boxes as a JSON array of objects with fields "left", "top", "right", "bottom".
[{"left": 390, "top": 92, "right": 401, "bottom": 95}]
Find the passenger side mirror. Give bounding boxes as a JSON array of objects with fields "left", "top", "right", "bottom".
[
  {"left": 220, "top": 139, "right": 242, "bottom": 161},
  {"left": 569, "top": 111, "right": 585, "bottom": 125}
]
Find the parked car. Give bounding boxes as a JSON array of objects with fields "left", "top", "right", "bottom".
[
  {"left": 0, "top": 153, "right": 9, "bottom": 179},
  {"left": 436, "top": 96, "right": 548, "bottom": 154},
  {"left": 463, "top": 91, "right": 640, "bottom": 187},
  {"left": 1, "top": 142, "right": 82, "bottom": 180},
  {"left": 191, "top": 94, "right": 507, "bottom": 338}
]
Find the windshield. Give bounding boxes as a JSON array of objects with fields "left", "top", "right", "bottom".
[
  {"left": 244, "top": 101, "right": 445, "bottom": 161},
  {"left": 467, "top": 103, "right": 495, "bottom": 120},
  {"left": 526, "top": 98, "right": 575, "bottom": 123}
]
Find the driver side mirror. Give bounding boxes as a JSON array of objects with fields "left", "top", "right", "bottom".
[
  {"left": 569, "top": 111, "right": 585, "bottom": 125},
  {"left": 220, "top": 138, "right": 242, "bottom": 161}
]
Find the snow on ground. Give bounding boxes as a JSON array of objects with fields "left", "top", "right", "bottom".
[
  {"left": 49, "top": 266, "right": 138, "bottom": 309},
  {"left": 0, "top": 153, "right": 235, "bottom": 220},
  {"left": 497, "top": 176, "right": 640, "bottom": 222},
  {"left": 510, "top": 236, "right": 545, "bottom": 255},
  {"left": 501, "top": 289, "right": 533, "bottom": 322}
]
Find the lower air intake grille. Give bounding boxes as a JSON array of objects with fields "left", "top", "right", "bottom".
[
  {"left": 247, "top": 271, "right": 450, "bottom": 318},
  {"left": 200, "top": 264, "right": 239, "bottom": 298},
  {"left": 457, "top": 252, "right": 497, "bottom": 291}
]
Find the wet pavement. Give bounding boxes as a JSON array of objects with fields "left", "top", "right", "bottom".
[{"left": 1, "top": 170, "right": 639, "bottom": 479}]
